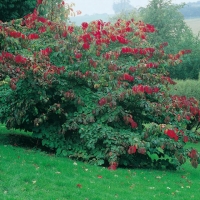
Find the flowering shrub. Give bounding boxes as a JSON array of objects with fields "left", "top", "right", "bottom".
[{"left": 0, "top": 2, "right": 199, "bottom": 170}]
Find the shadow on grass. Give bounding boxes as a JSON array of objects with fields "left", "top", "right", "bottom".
[{"left": 0, "top": 133, "right": 55, "bottom": 154}]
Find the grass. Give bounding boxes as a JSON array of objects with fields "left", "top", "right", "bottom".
[
  {"left": 0, "top": 125, "right": 200, "bottom": 200},
  {"left": 185, "top": 18, "right": 200, "bottom": 36}
]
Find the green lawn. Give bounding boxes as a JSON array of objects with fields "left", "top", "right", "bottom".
[{"left": 0, "top": 125, "right": 200, "bottom": 200}]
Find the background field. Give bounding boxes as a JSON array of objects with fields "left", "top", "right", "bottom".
[{"left": 185, "top": 18, "right": 200, "bottom": 36}]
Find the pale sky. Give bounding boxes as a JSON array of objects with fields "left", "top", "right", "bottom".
[{"left": 66, "top": 0, "right": 200, "bottom": 15}]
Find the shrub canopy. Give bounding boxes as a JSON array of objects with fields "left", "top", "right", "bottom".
[{"left": 0, "top": 1, "right": 199, "bottom": 170}]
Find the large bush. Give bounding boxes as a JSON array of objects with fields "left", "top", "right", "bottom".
[{"left": 0, "top": 1, "right": 199, "bottom": 170}]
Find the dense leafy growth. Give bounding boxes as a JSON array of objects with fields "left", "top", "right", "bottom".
[
  {"left": 0, "top": 0, "right": 36, "bottom": 22},
  {"left": 140, "top": 0, "right": 200, "bottom": 80},
  {"left": 0, "top": 0, "right": 199, "bottom": 170}
]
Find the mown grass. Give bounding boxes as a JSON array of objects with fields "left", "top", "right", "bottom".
[
  {"left": 169, "top": 79, "right": 200, "bottom": 101},
  {"left": 0, "top": 125, "right": 200, "bottom": 200}
]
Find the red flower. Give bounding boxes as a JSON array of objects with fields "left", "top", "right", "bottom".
[
  {"left": 2, "top": 52, "right": 14, "bottom": 59},
  {"left": 40, "top": 47, "right": 52, "bottom": 56},
  {"left": 81, "top": 22, "right": 88, "bottom": 30},
  {"left": 108, "top": 162, "right": 118, "bottom": 170},
  {"left": 164, "top": 129, "right": 179, "bottom": 141},
  {"left": 123, "top": 73, "right": 134, "bottom": 82},
  {"left": 28, "top": 33, "right": 39, "bottom": 40},
  {"left": 144, "top": 85, "right": 153, "bottom": 94},
  {"left": 98, "top": 98, "right": 107, "bottom": 106},
  {"left": 183, "top": 136, "right": 189, "bottom": 143},
  {"left": 117, "top": 35, "right": 129, "bottom": 44},
  {"left": 0, "top": 56, "right": 3, "bottom": 63},
  {"left": 75, "top": 52, "right": 82, "bottom": 59},
  {"left": 68, "top": 26, "right": 74, "bottom": 33},
  {"left": 15, "top": 55, "right": 27, "bottom": 64},
  {"left": 152, "top": 87, "right": 160, "bottom": 93},
  {"left": 188, "top": 149, "right": 197, "bottom": 158},
  {"left": 38, "top": 26, "right": 46, "bottom": 33},
  {"left": 62, "top": 31, "right": 67, "bottom": 37},
  {"left": 37, "top": 17, "right": 47, "bottom": 23},
  {"left": 128, "top": 145, "right": 137, "bottom": 154},
  {"left": 138, "top": 147, "right": 146, "bottom": 154},
  {"left": 129, "top": 66, "right": 136, "bottom": 72},
  {"left": 82, "top": 43, "right": 90, "bottom": 50},
  {"left": 9, "top": 31, "right": 22, "bottom": 38},
  {"left": 37, "top": 0, "right": 43, "bottom": 5},
  {"left": 110, "top": 35, "right": 117, "bottom": 42}
]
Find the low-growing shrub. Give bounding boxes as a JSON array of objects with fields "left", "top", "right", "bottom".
[{"left": 0, "top": 1, "right": 199, "bottom": 170}]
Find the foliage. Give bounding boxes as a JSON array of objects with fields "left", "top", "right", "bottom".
[
  {"left": 140, "top": 0, "right": 200, "bottom": 80},
  {"left": 37, "top": 0, "right": 76, "bottom": 22},
  {"left": 0, "top": 3, "right": 200, "bottom": 170},
  {"left": 109, "top": 9, "right": 141, "bottom": 24},
  {"left": 0, "top": 0, "right": 36, "bottom": 22},
  {"left": 169, "top": 78, "right": 200, "bottom": 101}
]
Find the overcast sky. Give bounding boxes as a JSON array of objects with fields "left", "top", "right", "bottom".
[{"left": 67, "top": 0, "right": 199, "bottom": 15}]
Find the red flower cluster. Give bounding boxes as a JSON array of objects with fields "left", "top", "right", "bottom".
[
  {"left": 161, "top": 76, "right": 176, "bottom": 85},
  {"left": 68, "top": 26, "right": 74, "bottom": 33},
  {"left": 188, "top": 149, "right": 198, "bottom": 159},
  {"left": 178, "top": 49, "right": 192, "bottom": 55},
  {"left": 98, "top": 98, "right": 107, "bottom": 106},
  {"left": 116, "top": 35, "right": 129, "bottom": 44},
  {"left": 123, "top": 73, "right": 134, "bottom": 82},
  {"left": 15, "top": 55, "right": 27, "bottom": 64},
  {"left": 1, "top": 51, "right": 14, "bottom": 60},
  {"left": 38, "top": 26, "right": 46, "bottom": 33},
  {"left": 164, "top": 129, "right": 179, "bottom": 141},
  {"left": 43, "top": 65, "right": 65, "bottom": 79},
  {"left": 129, "top": 66, "right": 137, "bottom": 72},
  {"left": 160, "top": 42, "right": 168, "bottom": 49},
  {"left": 183, "top": 136, "right": 189, "bottom": 143},
  {"left": 37, "top": 16, "right": 48, "bottom": 23},
  {"left": 132, "top": 85, "right": 159, "bottom": 94},
  {"left": 121, "top": 47, "right": 155, "bottom": 55},
  {"left": 62, "top": 31, "right": 67, "bottom": 37},
  {"left": 128, "top": 145, "right": 137, "bottom": 154},
  {"left": 138, "top": 147, "right": 146, "bottom": 154},
  {"left": 139, "top": 23, "right": 155, "bottom": 33},
  {"left": 37, "top": 0, "right": 43, "bottom": 5},
  {"left": 171, "top": 95, "right": 198, "bottom": 110},
  {"left": 28, "top": 33, "right": 40, "bottom": 40},
  {"left": 124, "top": 116, "right": 138, "bottom": 128},
  {"left": 82, "top": 43, "right": 90, "bottom": 50},
  {"left": 40, "top": 47, "right": 52, "bottom": 56},
  {"left": 190, "top": 106, "right": 199, "bottom": 116},
  {"left": 80, "top": 33, "right": 92, "bottom": 43},
  {"left": 146, "top": 62, "right": 158, "bottom": 68},
  {"left": 81, "top": 22, "right": 88, "bottom": 30},
  {"left": 108, "top": 162, "right": 118, "bottom": 170},
  {"left": 9, "top": 30, "right": 25, "bottom": 39},
  {"left": 75, "top": 52, "right": 82, "bottom": 59},
  {"left": 89, "top": 59, "right": 97, "bottom": 68}
]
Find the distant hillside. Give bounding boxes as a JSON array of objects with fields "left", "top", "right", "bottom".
[
  {"left": 180, "top": 1, "right": 200, "bottom": 18},
  {"left": 70, "top": 13, "right": 114, "bottom": 25}
]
